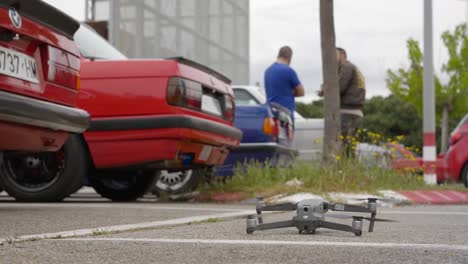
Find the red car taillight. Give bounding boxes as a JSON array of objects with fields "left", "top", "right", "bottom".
[
  {"left": 450, "top": 132, "right": 467, "bottom": 146},
  {"left": 41, "top": 45, "right": 80, "bottom": 91},
  {"left": 223, "top": 94, "right": 235, "bottom": 122},
  {"left": 264, "top": 117, "right": 279, "bottom": 141},
  {"left": 167, "top": 77, "right": 202, "bottom": 110}
]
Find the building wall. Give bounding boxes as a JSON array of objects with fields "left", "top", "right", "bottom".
[{"left": 86, "top": 0, "right": 249, "bottom": 84}]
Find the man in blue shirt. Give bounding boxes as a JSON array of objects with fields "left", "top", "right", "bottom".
[{"left": 264, "top": 46, "right": 305, "bottom": 122}]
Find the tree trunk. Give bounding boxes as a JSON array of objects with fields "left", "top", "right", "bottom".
[
  {"left": 320, "top": 0, "right": 341, "bottom": 162},
  {"left": 440, "top": 104, "right": 450, "bottom": 153}
]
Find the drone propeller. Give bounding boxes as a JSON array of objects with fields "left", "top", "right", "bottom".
[{"left": 327, "top": 214, "right": 398, "bottom": 222}]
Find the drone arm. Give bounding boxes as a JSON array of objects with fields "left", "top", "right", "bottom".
[
  {"left": 254, "top": 220, "right": 296, "bottom": 231},
  {"left": 328, "top": 203, "right": 372, "bottom": 213},
  {"left": 319, "top": 220, "right": 358, "bottom": 233},
  {"left": 259, "top": 202, "right": 298, "bottom": 212}
]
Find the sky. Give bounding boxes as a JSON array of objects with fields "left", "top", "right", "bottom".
[{"left": 44, "top": 0, "right": 467, "bottom": 102}]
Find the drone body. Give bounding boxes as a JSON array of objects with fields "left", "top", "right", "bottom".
[{"left": 246, "top": 197, "right": 393, "bottom": 237}]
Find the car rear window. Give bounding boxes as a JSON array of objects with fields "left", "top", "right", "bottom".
[{"left": 74, "top": 25, "right": 127, "bottom": 60}]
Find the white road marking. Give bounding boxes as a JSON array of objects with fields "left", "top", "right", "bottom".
[
  {"left": 60, "top": 237, "right": 468, "bottom": 251},
  {"left": 379, "top": 211, "right": 468, "bottom": 216},
  {"left": 0, "top": 210, "right": 255, "bottom": 245},
  {"left": 1, "top": 203, "right": 467, "bottom": 215}
]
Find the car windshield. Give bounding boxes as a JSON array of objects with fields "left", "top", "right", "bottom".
[
  {"left": 74, "top": 25, "right": 127, "bottom": 60},
  {"left": 454, "top": 114, "right": 468, "bottom": 132}
]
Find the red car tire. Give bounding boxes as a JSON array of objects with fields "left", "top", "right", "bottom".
[
  {"left": 462, "top": 164, "right": 468, "bottom": 188},
  {"left": 0, "top": 135, "right": 87, "bottom": 202},
  {"left": 89, "top": 170, "right": 157, "bottom": 201}
]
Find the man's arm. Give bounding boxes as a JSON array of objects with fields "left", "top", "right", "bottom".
[
  {"left": 293, "top": 84, "right": 305, "bottom": 97},
  {"left": 290, "top": 68, "right": 304, "bottom": 97}
]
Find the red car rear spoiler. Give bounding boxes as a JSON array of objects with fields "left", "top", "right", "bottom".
[
  {"left": 0, "top": 0, "right": 80, "bottom": 40},
  {"left": 166, "top": 57, "right": 232, "bottom": 85}
]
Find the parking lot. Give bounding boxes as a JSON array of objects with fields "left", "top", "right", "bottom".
[{"left": 0, "top": 190, "right": 467, "bottom": 264}]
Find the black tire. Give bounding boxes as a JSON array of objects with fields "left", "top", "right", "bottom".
[
  {"left": 152, "top": 168, "right": 209, "bottom": 195},
  {"left": 0, "top": 135, "right": 87, "bottom": 202},
  {"left": 90, "top": 170, "right": 157, "bottom": 201},
  {"left": 462, "top": 164, "right": 468, "bottom": 188}
]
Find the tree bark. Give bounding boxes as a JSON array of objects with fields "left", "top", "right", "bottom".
[
  {"left": 320, "top": 0, "right": 341, "bottom": 162},
  {"left": 440, "top": 104, "right": 450, "bottom": 153}
]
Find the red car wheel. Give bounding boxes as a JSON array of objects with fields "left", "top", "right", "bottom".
[
  {"left": 89, "top": 170, "right": 157, "bottom": 201},
  {"left": 0, "top": 135, "right": 87, "bottom": 202}
]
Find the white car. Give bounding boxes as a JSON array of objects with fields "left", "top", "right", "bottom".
[{"left": 233, "top": 86, "right": 324, "bottom": 160}]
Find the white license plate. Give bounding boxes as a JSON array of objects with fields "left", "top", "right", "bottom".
[
  {"left": 202, "top": 95, "right": 222, "bottom": 116},
  {"left": 0, "top": 46, "right": 39, "bottom": 83},
  {"left": 279, "top": 127, "right": 287, "bottom": 139}
]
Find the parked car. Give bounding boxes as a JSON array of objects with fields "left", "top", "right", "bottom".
[
  {"left": 439, "top": 114, "right": 468, "bottom": 186},
  {"left": 356, "top": 143, "right": 423, "bottom": 173},
  {"left": 16, "top": 25, "right": 240, "bottom": 201},
  {"left": 0, "top": 0, "right": 90, "bottom": 201},
  {"left": 293, "top": 112, "right": 324, "bottom": 160},
  {"left": 213, "top": 85, "right": 297, "bottom": 177},
  {"left": 230, "top": 86, "right": 321, "bottom": 161}
]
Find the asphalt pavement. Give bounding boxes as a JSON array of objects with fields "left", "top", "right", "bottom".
[{"left": 0, "top": 191, "right": 467, "bottom": 263}]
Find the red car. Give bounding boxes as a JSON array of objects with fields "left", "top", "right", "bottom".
[
  {"left": 1, "top": 25, "right": 241, "bottom": 201},
  {"left": 439, "top": 114, "right": 468, "bottom": 186},
  {"left": 0, "top": 1, "right": 89, "bottom": 200}
]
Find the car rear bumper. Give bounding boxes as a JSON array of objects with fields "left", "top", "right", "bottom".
[
  {"left": 88, "top": 115, "right": 242, "bottom": 141},
  {"left": 235, "top": 142, "right": 298, "bottom": 155},
  {"left": 87, "top": 137, "right": 230, "bottom": 169},
  {"left": 84, "top": 115, "right": 241, "bottom": 169},
  {"left": 0, "top": 90, "right": 90, "bottom": 134}
]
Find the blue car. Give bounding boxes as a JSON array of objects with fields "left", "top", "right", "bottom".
[
  {"left": 150, "top": 86, "right": 297, "bottom": 195},
  {"left": 214, "top": 86, "right": 298, "bottom": 176}
]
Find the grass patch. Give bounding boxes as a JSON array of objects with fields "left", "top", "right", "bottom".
[
  {"left": 92, "top": 229, "right": 113, "bottom": 236},
  {"left": 200, "top": 159, "right": 466, "bottom": 197}
]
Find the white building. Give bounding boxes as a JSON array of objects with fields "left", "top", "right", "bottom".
[{"left": 85, "top": 0, "right": 250, "bottom": 84}]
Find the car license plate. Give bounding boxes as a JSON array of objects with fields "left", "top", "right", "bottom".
[
  {"left": 279, "top": 127, "right": 287, "bottom": 139},
  {"left": 202, "top": 95, "right": 222, "bottom": 116},
  {"left": 0, "top": 46, "right": 39, "bottom": 83}
]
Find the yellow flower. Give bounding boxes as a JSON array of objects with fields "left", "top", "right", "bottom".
[
  {"left": 314, "top": 138, "right": 322, "bottom": 144},
  {"left": 335, "top": 155, "right": 341, "bottom": 161}
]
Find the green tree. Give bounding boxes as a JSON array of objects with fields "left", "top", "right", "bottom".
[
  {"left": 363, "top": 95, "right": 422, "bottom": 149},
  {"left": 386, "top": 23, "right": 468, "bottom": 152},
  {"left": 296, "top": 100, "right": 324, "bottom": 118}
]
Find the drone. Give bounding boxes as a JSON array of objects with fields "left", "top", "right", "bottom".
[{"left": 246, "top": 197, "right": 396, "bottom": 236}]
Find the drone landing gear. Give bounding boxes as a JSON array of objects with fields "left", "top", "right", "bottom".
[{"left": 299, "top": 229, "right": 316, "bottom": 234}]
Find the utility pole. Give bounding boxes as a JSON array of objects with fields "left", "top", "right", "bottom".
[
  {"left": 320, "top": 0, "right": 341, "bottom": 162},
  {"left": 423, "top": 0, "right": 437, "bottom": 184}
]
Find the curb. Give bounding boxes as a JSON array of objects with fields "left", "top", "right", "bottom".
[{"left": 397, "top": 190, "right": 468, "bottom": 205}]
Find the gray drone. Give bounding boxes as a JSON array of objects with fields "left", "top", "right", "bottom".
[{"left": 246, "top": 197, "right": 396, "bottom": 236}]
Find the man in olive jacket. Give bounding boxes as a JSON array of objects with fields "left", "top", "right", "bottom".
[
  {"left": 336, "top": 47, "right": 366, "bottom": 138},
  {"left": 319, "top": 47, "right": 366, "bottom": 153}
]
